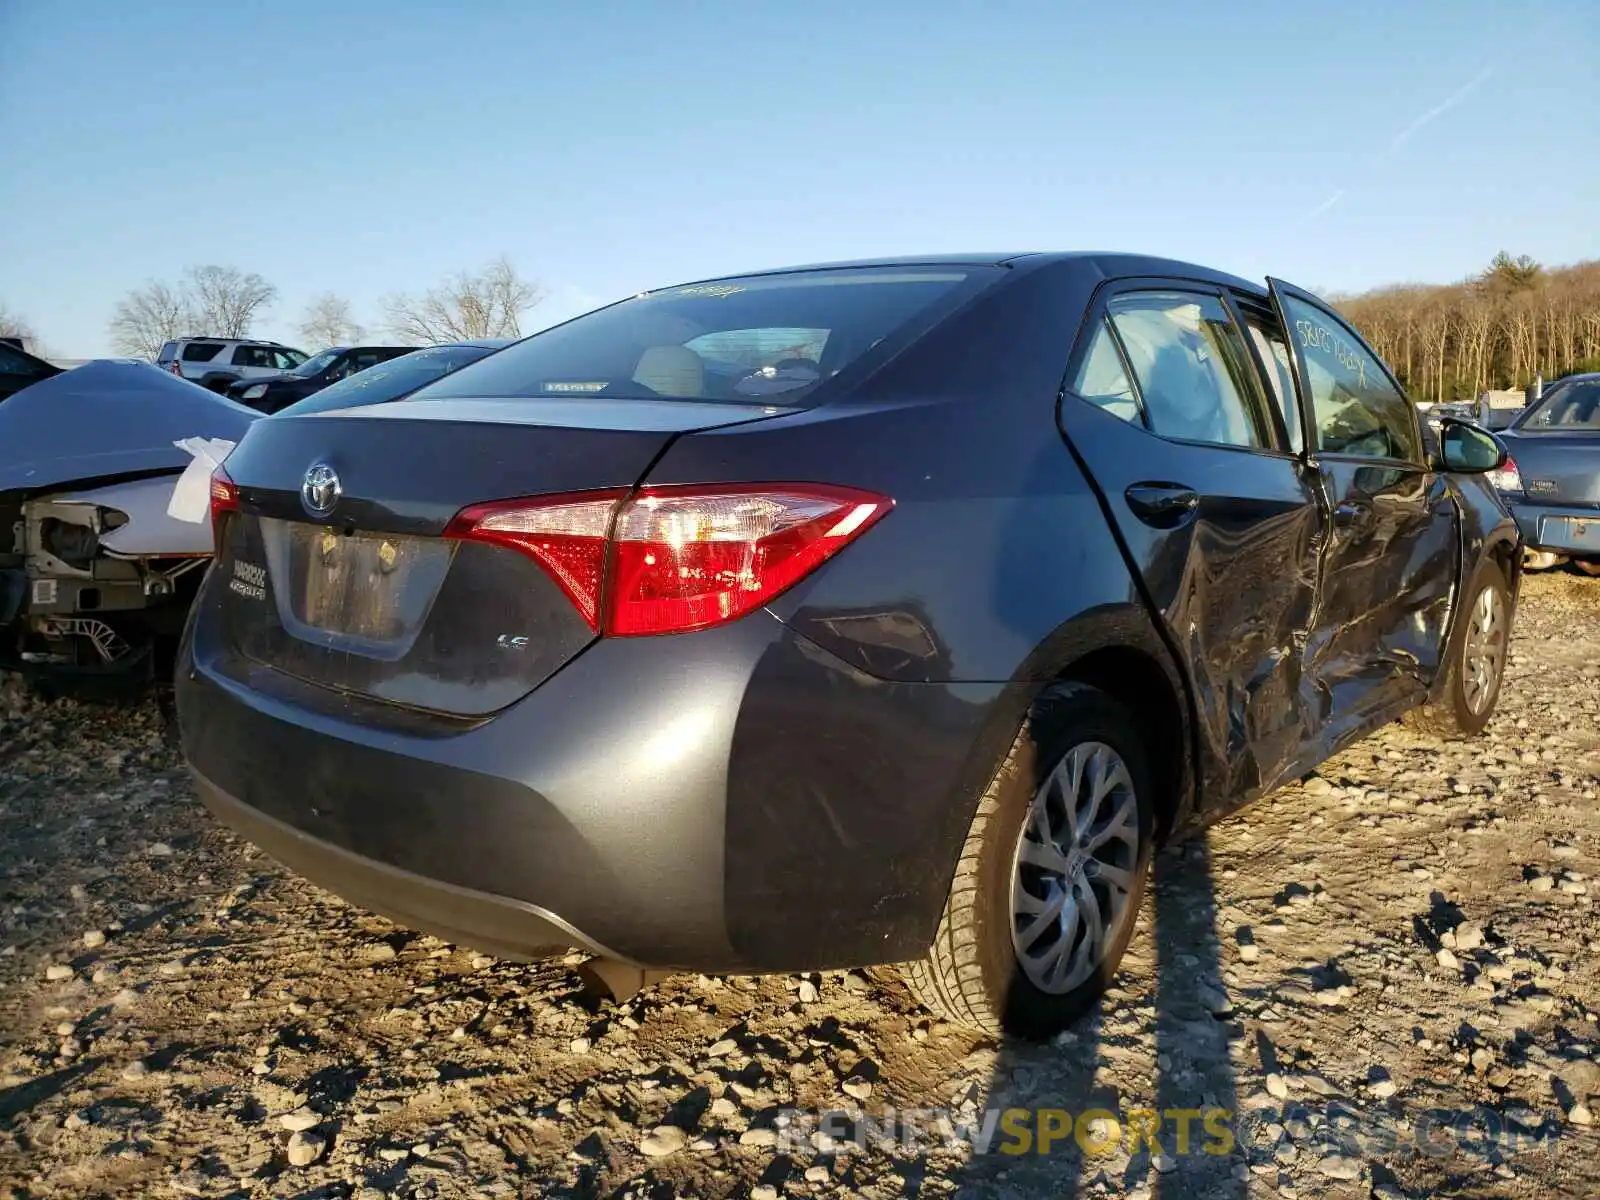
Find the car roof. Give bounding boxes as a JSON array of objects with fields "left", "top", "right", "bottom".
[{"left": 676, "top": 251, "right": 1267, "bottom": 298}]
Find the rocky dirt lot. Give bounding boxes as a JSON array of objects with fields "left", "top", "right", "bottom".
[{"left": 1, "top": 572, "right": 1597, "bottom": 1200}]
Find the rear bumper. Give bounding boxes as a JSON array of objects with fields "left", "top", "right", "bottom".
[
  {"left": 1505, "top": 500, "right": 1600, "bottom": 555},
  {"left": 177, "top": 606, "right": 1017, "bottom": 974},
  {"left": 191, "top": 766, "right": 617, "bottom": 961}
]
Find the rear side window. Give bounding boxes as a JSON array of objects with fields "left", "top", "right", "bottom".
[
  {"left": 181, "top": 342, "right": 224, "bottom": 363},
  {"left": 1071, "top": 322, "right": 1142, "bottom": 424},
  {"left": 418, "top": 268, "right": 983, "bottom": 405},
  {"left": 1279, "top": 295, "right": 1419, "bottom": 461},
  {"left": 1105, "top": 292, "right": 1274, "bottom": 449},
  {"left": 232, "top": 345, "right": 279, "bottom": 368},
  {"left": 279, "top": 345, "right": 496, "bottom": 416}
]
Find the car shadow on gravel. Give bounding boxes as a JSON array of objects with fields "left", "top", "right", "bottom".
[{"left": 945, "top": 835, "right": 1246, "bottom": 1199}]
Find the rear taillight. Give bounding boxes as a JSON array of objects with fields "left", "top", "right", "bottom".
[
  {"left": 209, "top": 464, "right": 239, "bottom": 524},
  {"left": 1489, "top": 456, "right": 1522, "bottom": 493},
  {"left": 445, "top": 484, "right": 893, "bottom": 636},
  {"left": 446, "top": 489, "right": 627, "bottom": 631},
  {"left": 167, "top": 360, "right": 184, "bottom": 376}
]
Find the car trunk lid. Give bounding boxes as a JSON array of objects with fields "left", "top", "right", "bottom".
[
  {"left": 1504, "top": 430, "right": 1600, "bottom": 505},
  {"left": 207, "top": 397, "right": 790, "bottom": 715}
]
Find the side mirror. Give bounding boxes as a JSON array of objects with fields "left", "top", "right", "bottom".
[{"left": 1437, "top": 417, "right": 1506, "bottom": 474}]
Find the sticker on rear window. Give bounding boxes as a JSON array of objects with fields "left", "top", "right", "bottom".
[
  {"left": 542, "top": 381, "right": 610, "bottom": 394},
  {"left": 671, "top": 284, "right": 747, "bottom": 299},
  {"left": 229, "top": 559, "right": 266, "bottom": 601}
]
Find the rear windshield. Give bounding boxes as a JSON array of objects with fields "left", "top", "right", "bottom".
[
  {"left": 415, "top": 267, "right": 980, "bottom": 405},
  {"left": 277, "top": 344, "right": 500, "bottom": 416},
  {"left": 289, "top": 349, "right": 344, "bottom": 378},
  {"left": 1516, "top": 379, "right": 1600, "bottom": 431}
]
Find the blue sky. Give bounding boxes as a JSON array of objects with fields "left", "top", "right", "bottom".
[{"left": 3, "top": 0, "right": 1595, "bottom": 357}]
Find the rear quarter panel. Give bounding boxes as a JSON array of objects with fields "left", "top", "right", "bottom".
[{"left": 642, "top": 260, "right": 1197, "bottom": 961}]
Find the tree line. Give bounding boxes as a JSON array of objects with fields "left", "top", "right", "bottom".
[
  {"left": 11, "top": 252, "right": 1600, "bottom": 394},
  {"left": 1333, "top": 253, "right": 1600, "bottom": 404},
  {"left": 96, "top": 256, "right": 541, "bottom": 359}
]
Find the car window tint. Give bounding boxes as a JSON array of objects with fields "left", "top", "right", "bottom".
[
  {"left": 418, "top": 267, "right": 982, "bottom": 405},
  {"left": 0, "top": 346, "right": 39, "bottom": 375},
  {"left": 1281, "top": 295, "right": 1419, "bottom": 461},
  {"left": 156, "top": 341, "right": 178, "bottom": 362},
  {"left": 182, "top": 342, "right": 224, "bottom": 363},
  {"left": 278, "top": 345, "right": 495, "bottom": 415},
  {"left": 1520, "top": 379, "right": 1600, "bottom": 429},
  {"left": 1106, "top": 292, "right": 1272, "bottom": 449},
  {"left": 232, "top": 346, "right": 273, "bottom": 368},
  {"left": 1071, "top": 321, "right": 1141, "bottom": 424},
  {"left": 1238, "top": 305, "right": 1302, "bottom": 453}
]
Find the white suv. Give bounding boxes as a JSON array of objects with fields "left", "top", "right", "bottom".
[{"left": 155, "top": 338, "right": 308, "bottom": 393}]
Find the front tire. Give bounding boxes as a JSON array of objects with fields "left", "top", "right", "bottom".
[
  {"left": 901, "top": 684, "right": 1156, "bottom": 1039},
  {"left": 1404, "top": 558, "right": 1512, "bottom": 738}
]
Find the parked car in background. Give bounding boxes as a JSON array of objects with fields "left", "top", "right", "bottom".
[
  {"left": 177, "top": 252, "right": 1521, "bottom": 1038},
  {"left": 156, "top": 339, "right": 307, "bottom": 394},
  {"left": 227, "top": 344, "right": 417, "bottom": 413},
  {"left": 272, "top": 339, "right": 516, "bottom": 416},
  {"left": 1494, "top": 372, "right": 1600, "bottom": 574},
  {"left": 2, "top": 361, "right": 256, "bottom": 696},
  {"left": 0, "top": 340, "right": 63, "bottom": 403}
]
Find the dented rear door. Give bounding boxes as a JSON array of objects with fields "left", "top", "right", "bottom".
[{"left": 1057, "top": 278, "right": 1327, "bottom": 812}]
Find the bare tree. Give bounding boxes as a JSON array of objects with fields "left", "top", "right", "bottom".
[
  {"left": 0, "top": 303, "right": 37, "bottom": 345},
  {"left": 108, "top": 281, "right": 192, "bottom": 359},
  {"left": 298, "top": 293, "right": 365, "bottom": 348},
  {"left": 383, "top": 257, "right": 542, "bottom": 344},
  {"left": 186, "top": 265, "right": 277, "bottom": 338}
]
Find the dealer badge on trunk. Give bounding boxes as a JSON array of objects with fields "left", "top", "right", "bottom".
[{"left": 301, "top": 463, "right": 342, "bottom": 518}]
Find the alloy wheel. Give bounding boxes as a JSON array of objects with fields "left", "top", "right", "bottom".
[
  {"left": 1009, "top": 741, "right": 1141, "bottom": 994},
  {"left": 1462, "top": 584, "right": 1507, "bottom": 716}
]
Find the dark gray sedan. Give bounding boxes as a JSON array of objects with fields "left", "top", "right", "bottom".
[
  {"left": 1496, "top": 372, "right": 1600, "bottom": 574},
  {"left": 177, "top": 253, "right": 1522, "bottom": 1037}
]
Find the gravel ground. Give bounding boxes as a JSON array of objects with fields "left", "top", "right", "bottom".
[{"left": 1, "top": 571, "right": 1597, "bottom": 1200}]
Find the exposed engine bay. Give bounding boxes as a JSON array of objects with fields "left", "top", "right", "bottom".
[{"left": 0, "top": 360, "right": 256, "bottom": 698}]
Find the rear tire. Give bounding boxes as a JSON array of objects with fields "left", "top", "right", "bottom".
[
  {"left": 1403, "top": 558, "right": 1512, "bottom": 739},
  {"left": 901, "top": 683, "right": 1156, "bottom": 1039}
]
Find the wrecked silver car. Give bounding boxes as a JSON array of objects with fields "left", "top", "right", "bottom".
[{"left": 0, "top": 361, "right": 255, "bottom": 696}]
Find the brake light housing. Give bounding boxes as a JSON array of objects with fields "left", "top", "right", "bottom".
[
  {"left": 446, "top": 484, "right": 893, "bottom": 636},
  {"left": 209, "top": 464, "right": 239, "bottom": 522},
  {"left": 1488, "top": 456, "right": 1522, "bottom": 494}
]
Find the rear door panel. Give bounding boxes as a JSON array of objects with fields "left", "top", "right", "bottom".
[{"left": 1057, "top": 281, "right": 1327, "bottom": 810}]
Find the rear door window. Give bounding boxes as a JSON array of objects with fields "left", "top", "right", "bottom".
[
  {"left": 1104, "top": 291, "right": 1275, "bottom": 450},
  {"left": 417, "top": 267, "right": 989, "bottom": 405},
  {"left": 182, "top": 342, "right": 225, "bottom": 363},
  {"left": 156, "top": 341, "right": 178, "bottom": 363},
  {"left": 232, "top": 345, "right": 274, "bottom": 368}
]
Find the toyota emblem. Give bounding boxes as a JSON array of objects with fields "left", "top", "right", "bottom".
[{"left": 301, "top": 463, "right": 342, "bottom": 517}]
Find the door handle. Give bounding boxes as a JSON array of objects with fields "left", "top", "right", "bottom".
[{"left": 1124, "top": 483, "right": 1199, "bottom": 527}]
